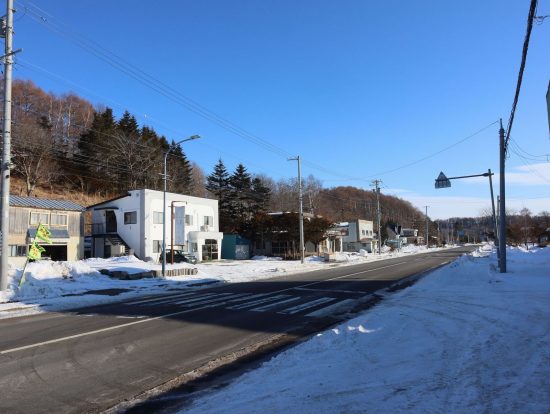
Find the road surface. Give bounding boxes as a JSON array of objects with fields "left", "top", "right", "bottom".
[{"left": 0, "top": 246, "right": 475, "bottom": 413}]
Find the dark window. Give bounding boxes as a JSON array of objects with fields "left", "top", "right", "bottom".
[
  {"left": 124, "top": 211, "right": 137, "bottom": 224},
  {"left": 202, "top": 239, "right": 218, "bottom": 260},
  {"left": 9, "top": 245, "right": 27, "bottom": 257}
]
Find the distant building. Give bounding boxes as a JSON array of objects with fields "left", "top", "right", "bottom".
[
  {"left": 251, "top": 211, "right": 322, "bottom": 259},
  {"left": 335, "top": 219, "right": 377, "bottom": 253},
  {"left": 6, "top": 195, "right": 85, "bottom": 267},
  {"left": 222, "top": 234, "right": 251, "bottom": 260},
  {"left": 87, "top": 189, "right": 223, "bottom": 262}
]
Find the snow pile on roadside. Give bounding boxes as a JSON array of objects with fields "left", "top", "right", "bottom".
[
  {"left": 0, "top": 245, "right": 455, "bottom": 318},
  {"left": 183, "top": 246, "right": 550, "bottom": 414},
  {"left": 5, "top": 260, "right": 102, "bottom": 302},
  {"left": 251, "top": 256, "right": 283, "bottom": 261}
]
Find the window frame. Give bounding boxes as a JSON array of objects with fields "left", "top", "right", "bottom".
[
  {"left": 30, "top": 211, "right": 50, "bottom": 226},
  {"left": 9, "top": 245, "right": 27, "bottom": 257},
  {"left": 152, "top": 240, "right": 162, "bottom": 253},
  {"left": 153, "top": 211, "right": 164, "bottom": 224},
  {"left": 50, "top": 213, "right": 68, "bottom": 227},
  {"left": 124, "top": 211, "right": 137, "bottom": 225}
]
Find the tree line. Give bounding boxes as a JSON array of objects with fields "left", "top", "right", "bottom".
[
  {"left": 10, "top": 79, "right": 203, "bottom": 198},
  {"left": 8, "top": 79, "right": 445, "bottom": 250}
]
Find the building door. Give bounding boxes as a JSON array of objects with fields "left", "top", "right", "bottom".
[
  {"left": 42, "top": 245, "right": 68, "bottom": 261},
  {"left": 105, "top": 210, "right": 117, "bottom": 233},
  {"left": 202, "top": 239, "right": 218, "bottom": 261}
]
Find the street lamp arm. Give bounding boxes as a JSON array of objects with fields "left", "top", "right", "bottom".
[{"left": 446, "top": 172, "right": 492, "bottom": 180}]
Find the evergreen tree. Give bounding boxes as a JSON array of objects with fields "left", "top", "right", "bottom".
[
  {"left": 168, "top": 142, "right": 194, "bottom": 194},
  {"left": 78, "top": 108, "right": 117, "bottom": 191},
  {"left": 206, "top": 159, "right": 231, "bottom": 231},
  {"left": 117, "top": 111, "right": 139, "bottom": 137},
  {"left": 229, "top": 163, "right": 253, "bottom": 222},
  {"left": 250, "top": 177, "right": 271, "bottom": 213}
]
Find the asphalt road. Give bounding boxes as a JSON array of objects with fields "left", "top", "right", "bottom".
[{"left": 0, "top": 246, "right": 476, "bottom": 413}]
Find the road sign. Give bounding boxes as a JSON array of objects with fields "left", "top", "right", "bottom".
[{"left": 435, "top": 172, "right": 451, "bottom": 188}]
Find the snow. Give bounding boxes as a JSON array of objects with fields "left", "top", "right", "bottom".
[
  {"left": 181, "top": 245, "right": 550, "bottom": 414},
  {"left": 1, "top": 244, "right": 548, "bottom": 411},
  {"left": 0, "top": 245, "right": 441, "bottom": 318}
]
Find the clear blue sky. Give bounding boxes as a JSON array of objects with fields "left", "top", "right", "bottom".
[{"left": 11, "top": 0, "right": 550, "bottom": 219}]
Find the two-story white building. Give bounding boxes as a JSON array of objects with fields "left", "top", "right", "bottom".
[
  {"left": 87, "top": 189, "right": 223, "bottom": 262},
  {"left": 338, "top": 219, "right": 377, "bottom": 253}
]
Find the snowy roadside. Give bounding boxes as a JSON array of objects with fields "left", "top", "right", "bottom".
[
  {"left": 0, "top": 244, "right": 449, "bottom": 319},
  {"left": 181, "top": 245, "right": 550, "bottom": 414}
]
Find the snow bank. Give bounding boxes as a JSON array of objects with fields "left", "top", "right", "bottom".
[{"left": 184, "top": 245, "right": 550, "bottom": 414}]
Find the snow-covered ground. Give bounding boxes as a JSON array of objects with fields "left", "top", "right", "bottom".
[
  {"left": 181, "top": 245, "right": 550, "bottom": 414},
  {"left": 0, "top": 244, "right": 441, "bottom": 319}
]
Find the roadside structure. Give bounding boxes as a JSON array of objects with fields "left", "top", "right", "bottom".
[
  {"left": 6, "top": 195, "right": 85, "bottom": 267},
  {"left": 338, "top": 219, "right": 377, "bottom": 253},
  {"left": 87, "top": 189, "right": 223, "bottom": 262}
]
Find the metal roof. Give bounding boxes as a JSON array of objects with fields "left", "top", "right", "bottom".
[
  {"left": 28, "top": 228, "right": 70, "bottom": 239},
  {"left": 9, "top": 195, "right": 85, "bottom": 211}
]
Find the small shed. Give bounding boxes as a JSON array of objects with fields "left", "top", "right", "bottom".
[{"left": 222, "top": 234, "right": 251, "bottom": 260}]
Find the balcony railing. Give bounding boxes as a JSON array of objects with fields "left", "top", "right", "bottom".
[{"left": 87, "top": 223, "right": 117, "bottom": 235}]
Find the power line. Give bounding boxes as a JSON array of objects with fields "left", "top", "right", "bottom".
[
  {"left": 17, "top": 1, "right": 294, "bottom": 159},
  {"left": 504, "top": 0, "right": 538, "bottom": 155},
  {"left": 366, "top": 121, "right": 499, "bottom": 178}
]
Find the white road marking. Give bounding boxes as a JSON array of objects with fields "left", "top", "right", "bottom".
[
  {"left": 227, "top": 294, "right": 290, "bottom": 310},
  {"left": 270, "top": 261, "right": 408, "bottom": 296},
  {"left": 304, "top": 299, "right": 356, "bottom": 318},
  {"left": 0, "top": 306, "right": 206, "bottom": 355},
  {"left": 279, "top": 297, "right": 336, "bottom": 315},
  {"left": 295, "top": 287, "right": 367, "bottom": 295},
  {"left": 250, "top": 297, "right": 301, "bottom": 312},
  {"left": 1, "top": 258, "right": 438, "bottom": 354},
  {"left": 126, "top": 291, "right": 198, "bottom": 305},
  {"left": 180, "top": 293, "right": 244, "bottom": 307}
]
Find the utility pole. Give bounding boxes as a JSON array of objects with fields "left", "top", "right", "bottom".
[
  {"left": 372, "top": 179, "right": 382, "bottom": 254},
  {"left": 424, "top": 206, "right": 429, "bottom": 248},
  {"left": 161, "top": 135, "right": 200, "bottom": 277},
  {"left": 488, "top": 168, "right": 499, "bottom": 259},
  {"left": 499, "top": 119, "right": 507, "bottom": 272},
  {"left": 0, "top": 0, "right": 14, "bottom": 291},
  {"left": 288, "top": 156, "right": 304, "bottom": 264}
]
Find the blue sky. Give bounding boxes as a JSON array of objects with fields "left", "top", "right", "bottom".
[{"left": 11, "top": 0, "right": 550, "bottom": 219}]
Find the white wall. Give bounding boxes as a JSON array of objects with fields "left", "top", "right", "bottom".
[
  {"left": 91, "top": 191, "right": 142, "bottom": 256},
  {"left": 92, "top": 189, "right": 221, "bottom": 261},
  {"left": 140, "top": 189, "right": 220, "bottom": 261}
]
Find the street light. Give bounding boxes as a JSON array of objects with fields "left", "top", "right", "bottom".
[
  {"left": 288, "top": 155, "right": 304, "bottom": 264},
  {"left": 434, "top": 169, "right": 498, "bottom": 255},
  {"left": 162, "top": 135, "right": 200, "bottom": 277}
]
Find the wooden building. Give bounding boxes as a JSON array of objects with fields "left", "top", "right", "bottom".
[{"left": 7, "top": 195, "right": 85, "bottom": 267}]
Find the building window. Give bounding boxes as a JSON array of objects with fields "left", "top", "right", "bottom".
[
  {"left": 124, "top": 211, "right": 137, "bottom": 224},
  {"left": 202, "top": 239, "right": 218, "bottom": 260},
  {"left": 30, "top": 212, "right": 49, "bottom": 226},
  {"left": 9, "top": 245, "right": 27, "bottom": 257},
  {"left": 153, "top": 240, "right": 162, "bottom": 253},
  {"left": 153, "top": 211, "right": 164, "bottom": 224},
  {"left": 362, "top": 230, "right": 365, "bottom": 236},
  {"left": 50, "top": 213, "right": 68, "bottom": 226},
  {"left": 191, "top": 242, "right": 198, "bottom": 252},
  {"left": 185, "top": 214, "right": 193, "bottom": 225},
  {"left": 271, "top": 241, "right": 291, "bottom": 257},
  {"left": 204, "top": 216, "right": 213, "bottom": 226}
]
